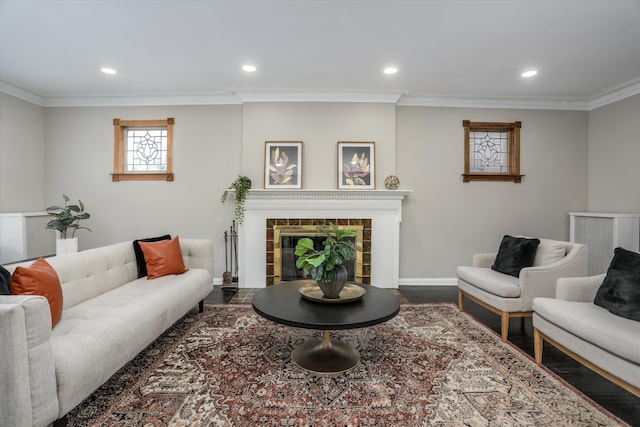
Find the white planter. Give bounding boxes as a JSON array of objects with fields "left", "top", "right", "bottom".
[{"left": 56, "top": 238, "right": 78, "bottom": 255}]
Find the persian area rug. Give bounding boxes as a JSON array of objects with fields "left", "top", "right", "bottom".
[{"left": 67, "top": 303, "right": 626, "bottom": 426}]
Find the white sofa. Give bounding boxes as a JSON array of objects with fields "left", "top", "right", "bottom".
[
  {"left": 0, "top": 239, "right": 214, "bottom": 427},
  {"left": 533, "top": 274, "right": 640, "bottom": 397}
]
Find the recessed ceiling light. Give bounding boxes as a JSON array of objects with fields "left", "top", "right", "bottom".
[
  {"left": 384, "top": 67, "right": 398, "bottom": 75},
  {"left": 521, "top": 70, "right": 538, "bottom": 78},
  {"left": 101, "top": 67, "right": 117, "bottom": 75},
  {"left": 242, "top": 65, "right": 257, "bottom": 72}
]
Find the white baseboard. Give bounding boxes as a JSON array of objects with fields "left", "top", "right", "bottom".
[
  {"left": 214, "top": 277, "right": 458, "bottom": 287},
  {"left": 398, "top": 278, "right": 457, "bottom": 286}
]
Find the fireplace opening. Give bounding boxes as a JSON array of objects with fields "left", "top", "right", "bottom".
[{"left": 266, "top": 219, "right": 371, "bottom": 286}]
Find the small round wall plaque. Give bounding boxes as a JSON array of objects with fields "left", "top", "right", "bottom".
[{"left": 384, "top": 175, "right": 400, "bottom": 190}]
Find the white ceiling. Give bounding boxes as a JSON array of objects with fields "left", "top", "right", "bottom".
[{"left": 1, "top": 0, "right": 640, "bottom": 109}]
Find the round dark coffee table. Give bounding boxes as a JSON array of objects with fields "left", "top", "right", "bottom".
[{"left": 252, "top": 282, "right": 400, "bottom": 375}]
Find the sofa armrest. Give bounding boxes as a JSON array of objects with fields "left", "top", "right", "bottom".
[
  {"left": 472, "top": 252, "right": 497, "bottom": 268},
  {"left": 0, "top": 295, "right": 58, "bottom": 427},
  {"left": 518, "top": 243, "right": 588, "bottom": 307},
  {"left": 180, "top": 238, "right": 214, "bottom": 277},
  {"left": 556, "top": 274, "right": 605, "bottom": 302}
]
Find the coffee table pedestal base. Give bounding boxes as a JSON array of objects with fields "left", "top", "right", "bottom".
[{"left": 292, "top": 330, "right": 360, "bottom": 375}]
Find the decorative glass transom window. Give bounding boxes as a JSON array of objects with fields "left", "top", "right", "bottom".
[
  {"left": 112, "top": 118, "right": 174, "bottom": 181},
  {"left": 462, "top": 120, "right": 523, "bottom": 183}
]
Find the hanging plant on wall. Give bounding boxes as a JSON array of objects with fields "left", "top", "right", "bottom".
[{"left": 221, "top": 175, "right": 252, "bottom": 224}]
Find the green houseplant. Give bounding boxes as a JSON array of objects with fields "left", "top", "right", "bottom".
[
  {"left": 46, "top": 194, "right": 91, "bottom": 255},
  {"left": 294, "top": 224, "right": 357, "bottom": 298},
  {"left": 45, "top": 193, "right": 91, "bottom": 238},
  {"left": 221, "top": 175, "right": 252, "bottom": 224}
]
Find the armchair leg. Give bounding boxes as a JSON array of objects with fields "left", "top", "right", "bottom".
[
  {"left": 500, "top": 312, "right": 509, "bottom": 342},
  {"left": 534, "top": 328, "right": 543, "bottom": 364},
  {"left": 199, "top": 299, "right": 204, "bottom": 313},
  {"left": 458, "top": 289, "right": 464, "bottom": 312}
]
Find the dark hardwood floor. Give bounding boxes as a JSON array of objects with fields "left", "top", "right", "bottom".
[{"left": 206, "top": 285, "right": 640, "bottom": 425}]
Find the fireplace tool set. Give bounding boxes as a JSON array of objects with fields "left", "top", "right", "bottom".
[{"left": 222, "top": 221, "right": 239, "bottom": 289}]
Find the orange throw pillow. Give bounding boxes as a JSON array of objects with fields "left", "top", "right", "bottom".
[
  {"left": 10, "top": 258, "right": 63, "bottom": 328},
  {"left": 138, "top": 236, "right": 188, "bottom": 280}
]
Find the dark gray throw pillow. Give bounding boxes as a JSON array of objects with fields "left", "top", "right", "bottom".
[
  {"left": 133, "top": 234, "right": 171, "bottom": 278},
  {"left": 594, "top": 247, "right": 640, "bottom": 322},
  {"left": 0, "top": 265, "right": 11, "bottom": 295},
  {"left": 491, "top": 235, "right": 541, "bottom": 278}
]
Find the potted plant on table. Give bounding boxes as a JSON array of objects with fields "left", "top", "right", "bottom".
[
  {"left": 294, "top": 223, "right": 357, "bottom": 299},
  {"left": 45, "top": 193, "right": 91, "bottom": 255}
]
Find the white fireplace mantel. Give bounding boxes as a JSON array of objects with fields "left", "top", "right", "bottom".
[
  {"left": 244, "top": 189, "right": 411, "bottom": 200},
  {"left": 237, "top": 189, "right": 411, "bottom": 288}
]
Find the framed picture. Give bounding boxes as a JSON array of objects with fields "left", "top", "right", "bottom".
[
  {"left": 264, "top": 141, "right": 303, "bottom": 189},
  {"left": 337, "top": 141, "right": 375, "bottom": 189}
]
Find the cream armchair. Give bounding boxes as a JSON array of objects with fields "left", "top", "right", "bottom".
[
  {"left": 457, "top": 238, "right": 588, "bottom": 341},
  {"left": 533, "top": 275, "right": 640, "bottom": 396}
]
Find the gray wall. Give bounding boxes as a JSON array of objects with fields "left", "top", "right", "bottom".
[
  {"left": 397, "top": 107, "right": 589, "bottom": 278},
  {"left": 588, "top": 93, "right": 640, "bottom": 212},
  {"left": 240, "top": 103, "right": 397, "bottom": 187},
  {"left": 41, "top": 104, "right": 242, "bottom": 274},
  {"left": 2, "top": 92, "right": 638, "bottom": 280},
  {"left": 0, "top": 93, "right": 45, "bottom": 211}
]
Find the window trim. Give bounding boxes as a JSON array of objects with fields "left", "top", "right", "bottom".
[
  {"left": 462, "top": 120, "right": 523, "bottom": 183},
  {"left": 112, "top": 118, "right": 174, "bottom": 182}
]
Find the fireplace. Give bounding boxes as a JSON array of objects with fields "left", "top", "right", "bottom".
[
  {"left": 266, "top": 219, "right": 371, "bottom": 285},
  {"left": 237, "top": 189, "right": 410, "bottom": 289}
]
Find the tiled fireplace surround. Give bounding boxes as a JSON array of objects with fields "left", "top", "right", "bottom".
[
  {"left": 267, "top": 218, "right": 371, "bottom": 286},
  {"left": 237, "top": 189, "right": 410, "bottom": 288}
]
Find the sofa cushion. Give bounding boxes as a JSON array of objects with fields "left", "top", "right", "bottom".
[
  {"left": 594, "top": 247, "right": 640, "bottom": 322},
  {"left": 46, "top": 242, "right": 139, "bottom": 310},
  {"left": 533, "top": 240, "right": 566, "bottom": 266},
  {"left": 457, "top": 266, "right": 521, "bottom": 297},
  {"left": 533, "top": 297, "right": 640, "bottom": 365},
  {"left": 10, "top": 258, "right": 63, "bottom": 327},
  {"left": 139, "top": 236, "right": 188, "bottom": 280},
  {"left": 133, "top": 234, "right": 171, "bottom": 278},
  {"left": 491, "top": 235, "right": 540, "bottom": 277},
  {"left": 0, "top": 265, "right": 11, "bottom": 294}
]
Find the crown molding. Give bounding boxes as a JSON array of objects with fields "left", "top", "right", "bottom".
[
  {"left": 2, "top": 79, "right": 639, "bottom": 110},
  {"left": 234, "top": 90, "right": 406, "bottom": 103},
  {"left": 0, "top": 81, "right": 242, "bottom": 107},
  {"left": 397, "top": 94, "right": 590, "bottom": 111},
  {"left": 0, "top": 80, "right": 46, "bottom": 106},
  {"left": 244, "top": 189, "right": 412, "bottom": 201},
  {"left": 43, "top": 92, "right": 242, "bottom": 107},
  {"left": 588, "top": 77, "right": 640, "bottom": 110}
]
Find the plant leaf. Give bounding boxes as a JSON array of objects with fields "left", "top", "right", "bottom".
[
  {"left": 296, "top": 252, "right": 325, "bottom": 268},
  {"left": 294, "top": 238, "right": 315, "bottom": 255}
]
